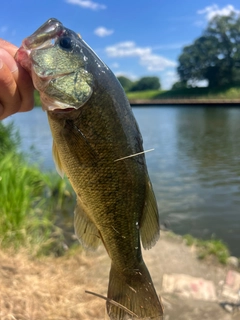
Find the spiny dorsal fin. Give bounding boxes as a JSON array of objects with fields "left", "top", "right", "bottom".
[
  {"left": 140, "top": 177, "right": 160, "bottom": 250},
  {"left": 74, "top": 199, "right": 101, "bottom": 250},
  {"left": 52, "top": 141, "right": 65, "bottom": 178}
]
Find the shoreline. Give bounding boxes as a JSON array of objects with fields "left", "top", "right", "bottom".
[
  {"left": 0, "top": 230, "right": 239, "bottom": 320},
  {"left": 129, "top": 98, "right": 240, "bottom": 106}
]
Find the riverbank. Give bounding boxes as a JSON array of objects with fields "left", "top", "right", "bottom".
[
  {"left": 1, "top": 231, "right": 239, "bottom": 320},
  {"left": 129, "top": 98, "right": 240, "bottom": 106},
  {"left": 33, "top": 85, "right": 240, "bottom": 107}
]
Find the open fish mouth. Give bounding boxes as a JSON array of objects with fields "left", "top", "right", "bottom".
[
  {"left": 22, "top": 18, "right": 64, "bottom": 50},
  {"left": 15, "top": 18, "right": 64, "bottom": 72}
]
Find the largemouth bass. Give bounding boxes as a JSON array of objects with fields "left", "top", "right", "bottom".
[{"left": 16, "top": 18, "right": 163, "bottom": 320}]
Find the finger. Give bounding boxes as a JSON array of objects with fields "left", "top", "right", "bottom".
[
  {"left": 13, "top": 62, "right": 35, "bottom": 113},
  {"left": 0, "top": 48, "right": 34, "bottom": 117},
  {"left": 0, "top": 39, "right": 18, "bottom": 57},
  {"left": 0, "top": 60, "right": 22, "bottom": 120}
]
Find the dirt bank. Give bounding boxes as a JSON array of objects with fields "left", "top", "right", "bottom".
[{"left": 0, "top": 231, "right": 239, "bottom": 320}]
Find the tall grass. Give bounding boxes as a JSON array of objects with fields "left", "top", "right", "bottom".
[{"left": 0, "top": 122, "right": 75, "bottom": 255}]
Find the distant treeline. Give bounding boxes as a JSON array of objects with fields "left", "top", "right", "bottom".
[{"left": 117, "top": 76, "right": 161, "bottom": 92}]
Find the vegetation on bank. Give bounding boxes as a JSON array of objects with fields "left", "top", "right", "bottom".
[
  {"left": 183, "top": 234, "right": 230, "bottom": 264},
  {"left": 0, "top": 121, "right": 75, "bottom": 255},
  {"left": 33, "top": 85, "right": 240, "bottom": 107},
  {"left": 126, "top": 85, "right": 240, "bottom": 101}
]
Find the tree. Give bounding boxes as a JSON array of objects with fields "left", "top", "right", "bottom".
[
  {"left": 130, "top": 76, "right": 161, "bottom": 91},
  {"left": 177, "top": 12, "right": 240, "bottom": 88},
  {"left": 117, "top": 76, "right": 133, "bottom": 92},
  {"left": 171, "top": 81, "right": 187, "bottom": 90}
]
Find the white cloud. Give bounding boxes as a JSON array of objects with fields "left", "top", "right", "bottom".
[
  {"left": 94, "top": 27, "right": 114, "bottom": 37},
  {"left": 106, "top": 41, "right": 150, "bottom": 57},
  {"left": 106, "top": 41, "right": 176, "bottom": 71},
  {"left": 161, "top": 71, "right": 179, "bottom": 90},
  {"left": 66, "top": 0, "right": 106, "bottom": 10},
  {"left": 140, "top": 54, "right": 176, "bottom": 71},
  {"left": 198, "top": 4, "right": 240, "bottom": 21}
]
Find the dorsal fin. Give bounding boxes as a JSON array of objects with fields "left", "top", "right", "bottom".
[{"left": 140, "top": 178, "right": 160, "bottom": 250}]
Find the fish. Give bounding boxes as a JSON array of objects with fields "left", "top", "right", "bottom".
[{"left": 16, "top": 18, "right": 164, "bottom": 320}]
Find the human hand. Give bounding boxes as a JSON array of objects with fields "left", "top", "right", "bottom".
[{"left": 0, "top": 39, "right": 34, "bottom": 120}]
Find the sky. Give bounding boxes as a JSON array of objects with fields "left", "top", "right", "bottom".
[{"left": 1, "top": 1, "right": 240, "bottom": 89}]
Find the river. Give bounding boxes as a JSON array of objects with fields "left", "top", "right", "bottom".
[{"left": 3, "top": 106, "right": 240, "bottom": 256}]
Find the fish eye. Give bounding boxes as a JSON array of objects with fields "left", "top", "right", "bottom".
[{"left": 59, "top": 37, "right": 72, "bottom": 50}]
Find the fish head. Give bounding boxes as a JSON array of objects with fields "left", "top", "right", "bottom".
[{"left": 16, "top": 18, "right": 95, "bottom": 112}]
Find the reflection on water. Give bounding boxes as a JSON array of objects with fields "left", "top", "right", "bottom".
[{"left": 3, "top": 106, "right": 240, "bottom": 256}]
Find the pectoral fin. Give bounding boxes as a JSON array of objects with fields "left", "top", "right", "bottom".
[
  {"left": 52, "top": 141, "right": 65, "bottom": 178},
  {"left": 140, "top": 178, "right": 160, "bottom": 250},
  {"left": 74, "top": 200, "right": 101, "bottom": 250}
]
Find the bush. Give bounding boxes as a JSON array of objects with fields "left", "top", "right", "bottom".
[
  {"left": 117, "top": 76, "right": 133, "bottom": 92},
  {"left": 130, "top": 76, "right": 161, "bottom": 91}
]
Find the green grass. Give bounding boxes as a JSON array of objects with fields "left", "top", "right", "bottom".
[
  {"left": 0, "top": 152, "right": 75, "bottom": 255},
  {"left": 126, "top": 90, "right": 162, "bottom": 100},
  {"left": 0, "top": 121, "right": 75, "bottom": 255},
  {"left": 183, "top": 234, "right": 230, "bottom": 264},
  {"left": 125, "top": 85, "right": 240, "bottom": 101},
  {"left": 155, "top": 85, "right": 240, "bottom": 100}
]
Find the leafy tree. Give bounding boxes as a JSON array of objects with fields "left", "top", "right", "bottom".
[
  {"left": 117, "top": 76, "right": 133, "bottom": 92},
  {"left": 177, "top": 12, "right": 240, "bottom": 88},
  {"left": 130, "top": 76, "right": 161, "bottom": 91},
  {"left": 171, "top": 81, "right": 187, "bottom": 90}
]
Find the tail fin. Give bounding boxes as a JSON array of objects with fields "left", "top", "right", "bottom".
[{"left": 106, "top": 262, "right": 163, "bottom": 320}]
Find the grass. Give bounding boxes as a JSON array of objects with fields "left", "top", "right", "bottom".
[
  {"left": 0, "top": 247, "right": 106, "bottom": 320},
  {"left": 126, "top": 90, "right": 161, "bottom": 100},
  {"left": 125, "top": 85, "right": 240, "bottom": 101},
  {"left": 0, "top": 121, "right": 75, "bottom": 255},
  {"left": 183, "top": 234, "right": 230, "bottom": 264},
  {"left": 0, "top": 152, "right": 74, "bottom": 255}
]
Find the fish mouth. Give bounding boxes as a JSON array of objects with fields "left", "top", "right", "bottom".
[{"left": 52, "top": 108, "right": 76, "bottom": 113}]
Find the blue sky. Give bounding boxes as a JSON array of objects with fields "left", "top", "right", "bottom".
[{"left": 1, "top": 1, "right": 240, "bottom": 89}]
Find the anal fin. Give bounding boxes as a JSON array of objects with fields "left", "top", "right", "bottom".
[{"left": 140, "top": 177, "right": 160, "bottom": 250}]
